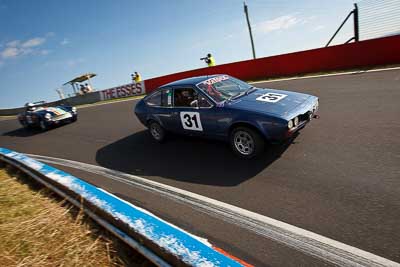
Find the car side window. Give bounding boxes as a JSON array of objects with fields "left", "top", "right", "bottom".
[
  {"left": 198, "top": 94, "right": 212, "bottom": 108},
  {"left": 174, "top": 88, "right": 197, "bottom": 107},
  {"left": 145, "top": 91, "right": 161, "bottom": 106},
  {"left": 145, "top": 89, "right": 172, "bottom": 107}
]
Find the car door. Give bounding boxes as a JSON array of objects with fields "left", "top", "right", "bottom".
[{"left": 171, "top": 86, "right": 216, "bottom": 136}]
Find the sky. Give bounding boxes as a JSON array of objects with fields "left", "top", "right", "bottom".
[{"left": 0, "top": 0, "right": 359, "bottom": 108}]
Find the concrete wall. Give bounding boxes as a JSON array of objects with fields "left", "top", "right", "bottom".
[
  {"left": 144, "top": 35, "right": 400, "bottom": 93},
  {"left": 61, "top": 91, "right": 101, "bottom": 106},
  {"left": 0, "top": 92, "right": 101, "bottom": 116}
]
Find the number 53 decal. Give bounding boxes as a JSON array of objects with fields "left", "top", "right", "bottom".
[
  {"left": 256, "top": 92, "right": 287, "bottom": 103},
  {"left": 180, "top": 112, "right": 203, "bottom": 131}
]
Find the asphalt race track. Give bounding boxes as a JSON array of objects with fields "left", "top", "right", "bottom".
[{"left": 1, "top": 69, "right": 399, "bottom": 266}]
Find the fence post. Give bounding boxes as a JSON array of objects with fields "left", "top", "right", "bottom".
[{"left": 354, "top": 3, "right": 359, "bottom": 42}]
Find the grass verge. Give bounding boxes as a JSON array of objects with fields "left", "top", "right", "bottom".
[{"left": 0, "top": 165, "right": 153, "bottom": 267}]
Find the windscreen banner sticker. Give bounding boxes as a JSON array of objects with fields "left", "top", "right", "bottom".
[
  {"left": 199, "top": 75, "right": 229, "bottom": 86},
  {"left": 180, "top": 112, "right": 203, "bottom": 131},
  {"left": 256, "top": 93, "right": 287, "bottom": 103}
]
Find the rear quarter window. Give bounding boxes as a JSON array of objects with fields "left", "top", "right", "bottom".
[
  {"left": 145, "top": 89, "right": 172, "bottom": 107},
  {"left": 145, "top": 91, "right": 162, "bottom": 106}
]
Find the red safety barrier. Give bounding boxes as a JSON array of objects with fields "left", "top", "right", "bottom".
[{"left": 144, "top": 35, "right": 400, "bottom": 93}]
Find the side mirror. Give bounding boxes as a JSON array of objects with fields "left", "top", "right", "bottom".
[{"left": 190, "top": 100, "right": 199, "bottom": 108}]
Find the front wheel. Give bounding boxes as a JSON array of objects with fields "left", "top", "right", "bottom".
[
  {"left": 230, "top": 127, "right": 264, "bottom": 159},
  {"left": 148, "top": 121, "right": 166, "bottom": 143},
  {"left": 39, "top": 120, "right": 48, "bottom": 131}
]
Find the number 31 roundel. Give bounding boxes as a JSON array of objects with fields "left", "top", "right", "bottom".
[{"left": 180, "top": 112, "right": 203, "bottom": 131}]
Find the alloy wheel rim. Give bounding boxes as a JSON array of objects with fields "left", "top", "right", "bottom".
[
  {"left": 150, "top": 124, "right": 161, "bottom": 140},
  {"left": 40, "top": 121, "right": 46, "bottom": 130},
  {"left": 234, "top": 131, "right": 254, "bottom": 155}
]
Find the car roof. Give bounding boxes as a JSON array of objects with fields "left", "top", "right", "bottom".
[{"left": 160, "top": 74, "right": 225, "bottom": 88}]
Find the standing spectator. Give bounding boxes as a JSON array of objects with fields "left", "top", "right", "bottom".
[
  {"left": 85, "top": 83, "right": 93, "bottom": 92},
  {"left": 134, "top": 71, "right": 142, "bottom": 83},
  {"left": 200, "top": 53, "right": 216, "bottom": 67},
  {"left": 79, "top": 84, "right": 86, "bottom": 95}
]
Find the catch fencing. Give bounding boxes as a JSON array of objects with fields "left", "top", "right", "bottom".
[{"left": 358, "top": 0, "right": 400, "bottom": 41}]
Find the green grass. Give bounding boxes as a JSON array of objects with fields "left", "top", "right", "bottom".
[{"left": 0, "top": 166, "right": 153, "bottom": 267}]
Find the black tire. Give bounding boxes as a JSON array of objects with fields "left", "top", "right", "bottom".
[
  {"left": 148, "top": 121, "right": 166, "bottom": 143},
  {"left": 71, "top": 115, "right": 78, "bottom": 122},
  {"left": 21, "top": 121, "right": 31, "bottom": 129},
  {"left": 39, "top": 120, "right": 48, "bottom": 131},
  {"left": 230, "top": 126, "right": 265, "bottom": 159}
]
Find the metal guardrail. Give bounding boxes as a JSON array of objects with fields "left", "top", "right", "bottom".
[{"left": 0, "top": 148, "right": 244, "bottom": 267}]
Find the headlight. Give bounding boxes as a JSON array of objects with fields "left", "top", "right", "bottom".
[
  {"left": 44, "top": 113, "right": 52, "bottom": 120},
  {"left": 288, "top": 120, "right": 294, "bottom": 129},
  {"left": 72, "top": 107, "right": 77, "bottom": 112},
  {"left": 293, "top": 116, "right": 299, "bottom": 126},
  {"left": 314, "top": 100, "right": 319, "bottom": 111}
]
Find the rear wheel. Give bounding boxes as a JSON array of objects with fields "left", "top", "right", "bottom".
[
  {"left": 149, "top": 121, "right": 166, "bottom": 143},
  {"left": 21, "top": 120, "right": 30, "bottom": 129},
  {"left": 230, "top": 127, "right": 264, "bottom": 159},
  {"left": 39, "top": 120, "right": 48, "bottom": 131}
]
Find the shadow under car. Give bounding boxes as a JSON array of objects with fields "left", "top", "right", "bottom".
[{"left": 96, "top": 130, "right": 297, "bottom": 186}]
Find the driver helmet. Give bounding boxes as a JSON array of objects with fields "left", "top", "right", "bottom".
[
  {"left": 182, "top": 90, "right": 190, "bottom": 97},
  {"left": 25, "top": 103, "right": 36, "bottom": 111}
]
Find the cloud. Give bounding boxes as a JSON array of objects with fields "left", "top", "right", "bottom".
[
  {"left": 39, "top": 49, "right": 51, "bottom": 55},
  {"left": 256, "top": 15, "right": 302, "bottom": 33},
  {"left": 6, "top": 40, "right": 20, "bottom": 47},
  {"left": 21, "top": 37, "right": 46, "bottom": 48},
  {"left": 1, "top": 47, "right": 19, "bottom": 58},
  {"left": 0, "top": 36, "right": 48, "bottom": 62},
  {"left": 312, "top": 25, "right": 325, "bottom": 31},
  {"left": 60, "top": 38, "right": 70, "bottom": 46},
  {"left": 66, "top": 58, "right": 85, "bottom": 67}
]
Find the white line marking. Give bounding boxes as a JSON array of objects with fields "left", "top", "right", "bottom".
[
  {"left": 250, "top": 66, "right": 400, "bottom": 84},
  {"left": 27, "top": 153, "right": 400, "bottom": 267}
]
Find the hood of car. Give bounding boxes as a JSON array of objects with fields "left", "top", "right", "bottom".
[
  {"left": 30, "top": 107, "right": 69, "bottom": 117},
  {"left": 227, "top": 88, "right": 312, "bottom": 118}
]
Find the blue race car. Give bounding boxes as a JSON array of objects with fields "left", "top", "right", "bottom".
[
  {"left": 18, "top": 101, "right": 78, "bottom": 131},
  {"left": 134, "top": 75, "right": 319, "bottom": 158}
]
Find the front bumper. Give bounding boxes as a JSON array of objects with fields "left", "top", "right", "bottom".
[
  {"left": 285, "top": 99, "right": 319, "bottom": 138},
  {"left": 45, "top": 113, "right": 76, "bottom": 125}
]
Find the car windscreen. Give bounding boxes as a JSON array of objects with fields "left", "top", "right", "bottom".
[{"left": 196, "top": 75, "right": 252, "bottom": 102}]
